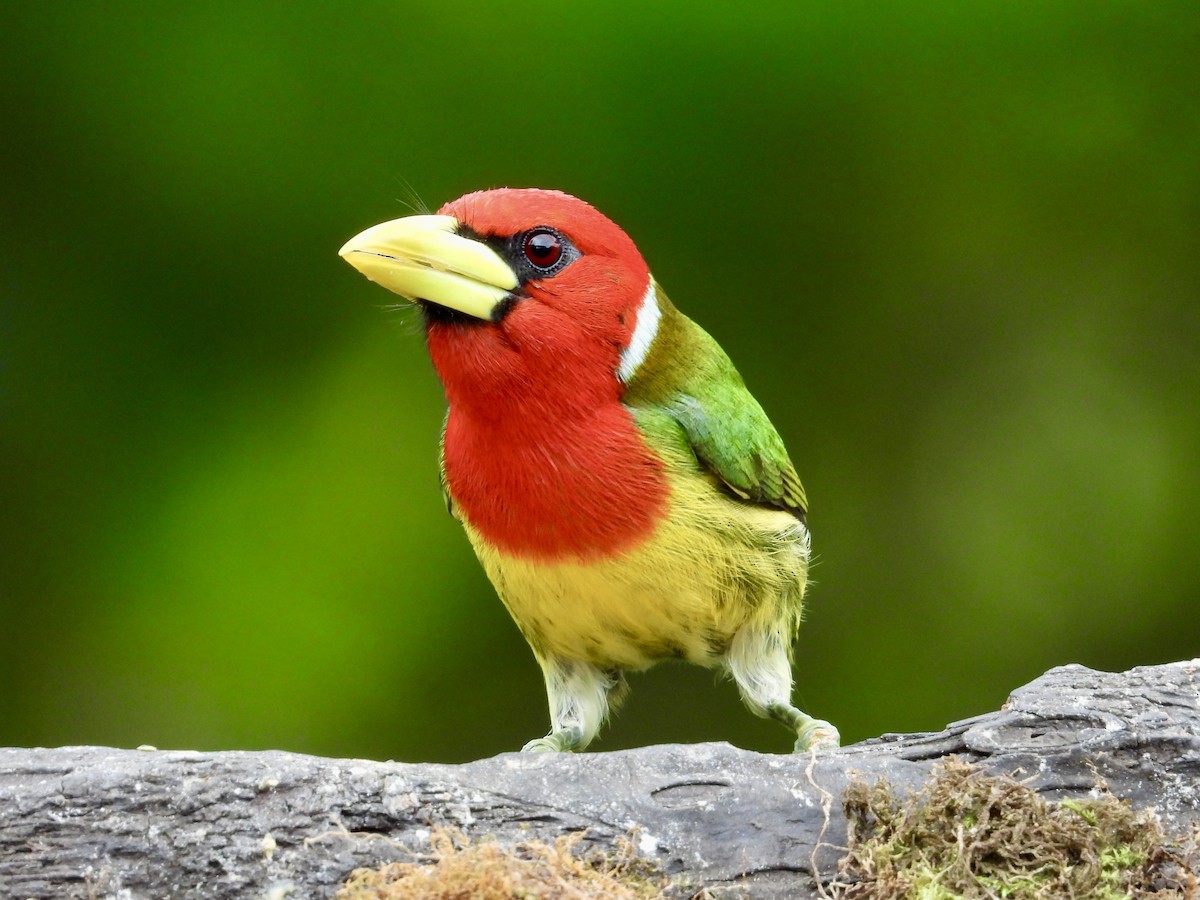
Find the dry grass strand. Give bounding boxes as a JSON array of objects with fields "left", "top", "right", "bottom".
[{"left": 335, "top": 827, "right": 676, "bottom": 900}]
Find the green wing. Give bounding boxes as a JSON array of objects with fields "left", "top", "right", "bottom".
[
  {"left": 623, "top": 290, "right": 808, "bottom": 521},
  {"left": 668, "top": 388, "right": 808, "bottom": 520}
]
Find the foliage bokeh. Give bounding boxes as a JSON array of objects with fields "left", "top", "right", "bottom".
[{"left": 1, "top": 2, "right": 1197, "bottom": 762}]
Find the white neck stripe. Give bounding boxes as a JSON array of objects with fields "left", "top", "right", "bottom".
[{"left": 618, "top": 280, "right": 661, "bottom": 383}]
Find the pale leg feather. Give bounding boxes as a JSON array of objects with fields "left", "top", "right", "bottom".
[
  {"left": 726, "top": 624, "right": 840, "bottom": 752},
  {"left": 522, "top": 657, "right": 618, "bottom": 752}
]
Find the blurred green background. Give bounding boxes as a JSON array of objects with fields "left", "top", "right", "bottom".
[{"left": 2, "top": 2, "right": 1197, "bottom": 763}]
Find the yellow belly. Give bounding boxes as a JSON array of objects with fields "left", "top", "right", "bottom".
[{"left": 463, "top": 465, "right": 809, "bottom": 671}]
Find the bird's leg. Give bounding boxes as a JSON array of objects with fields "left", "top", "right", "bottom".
[
  {"left": 522, "top": 658, "right": 618, "bottom": 753},
  {"left": 766, "top": 702, "right": 841, "bottom": 752},
  {"left": 726, "top": 624, "right": 840, "bottom": 752}
]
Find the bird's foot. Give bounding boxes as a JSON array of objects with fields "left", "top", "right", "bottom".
[
  {"left": 794, "top": 717, "right": 841, "bottom": 753},
  {"left": 521, "top": 724, "right": 584, "bottom": 753},
  {"left": 764, "top": 701, "right": 841, "bottom": 753},
  {"left": 521, "top": 737, "right": 562, "bottom": 752}
]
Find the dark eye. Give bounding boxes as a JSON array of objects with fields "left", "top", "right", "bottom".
[{"left": 523, "top": 229, "right": 563, "bottom": 271}]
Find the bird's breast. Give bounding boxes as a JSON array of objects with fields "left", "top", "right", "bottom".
[
  {"left": 441, "top": 403, "right": 669, "bottom": 562},
  {"left": 462, "top": 458, "right": 810, "bottom": 670}
]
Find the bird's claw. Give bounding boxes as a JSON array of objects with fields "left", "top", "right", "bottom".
[
  {"left": 521, "top": 724, "right": 584, "bottom": 753},
  {"left": 794, "top": 718, "right": 841, "bottom": 753},
  {"left": 521, "top": 737, "right": 561, "bottom": 753}
]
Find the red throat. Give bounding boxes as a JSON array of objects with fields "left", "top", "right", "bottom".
[
  {"left": 427, "top": 189, "right": 668, "bottom": 560},
  {"left": 442, "top": 402, "right": 668, "bottom": 561}
]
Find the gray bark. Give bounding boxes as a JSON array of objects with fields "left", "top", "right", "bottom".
[{"left": 2, "top": 659, "right": 1197, "bottom": 899}]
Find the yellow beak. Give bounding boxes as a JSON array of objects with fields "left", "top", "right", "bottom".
[{"left": 338, "top": 215, "right": 519, "bottom": 320}]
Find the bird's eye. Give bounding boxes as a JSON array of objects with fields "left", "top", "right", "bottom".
[{"left": 522, "top": 229, "right": 564, "bottom": 271}]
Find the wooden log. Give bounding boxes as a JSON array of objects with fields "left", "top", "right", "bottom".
[{"left": 2, "top": 659, "right": 1197, "bottom": 898}]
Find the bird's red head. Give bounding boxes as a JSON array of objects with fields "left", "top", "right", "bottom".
[
  {"left": 425, "top": 188, "right": 651, "bottom": 420},
  {"left": 339, "top": 188, "right": 668, "bottom": 559}
]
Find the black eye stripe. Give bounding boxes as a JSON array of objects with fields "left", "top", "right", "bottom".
[{"left": 455, "top": 224, "right": 580, "bottom": 287}]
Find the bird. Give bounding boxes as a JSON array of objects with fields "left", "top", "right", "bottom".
[{"left": 339, "top": 188, "right": 838, "bottom": 753}]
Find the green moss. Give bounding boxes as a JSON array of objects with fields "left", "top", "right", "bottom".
[{"left": 833, "top": 757, "right": 1198, "bottom": 899}]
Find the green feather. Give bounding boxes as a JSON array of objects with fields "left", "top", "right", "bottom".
[
  {"left": 438, "top": 411, "right": 459, "bottom": 520},
  {"left": 623, "top": 284, "right": 808, "bottom": 520}
]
